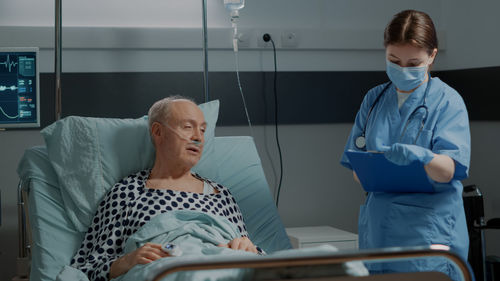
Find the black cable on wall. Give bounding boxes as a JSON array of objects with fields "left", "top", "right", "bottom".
[{"left": 263, "top": 33, "right": 284, "bottom": 208}]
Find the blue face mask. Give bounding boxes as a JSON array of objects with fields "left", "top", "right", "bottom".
[{"left": 386, "top": 60, "right": 428, "bottom": 91}]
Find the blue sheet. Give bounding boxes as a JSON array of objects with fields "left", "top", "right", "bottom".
[
  {"left": 117, "top": 210, "right": 257, "bottom": 281},
  {"left": 56, "top": 210, "right": 367, "bottom": 281},
  {"left": 57, "top": 210, "right": 256, "bottom": 281}
]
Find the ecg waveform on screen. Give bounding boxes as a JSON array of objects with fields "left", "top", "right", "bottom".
[
  {"left": 0, "top": 106, "right": 19, "bottom": 119},
  {"left": 0, "top": 85, "right": 18, "bottom": 92},
  {"left": 0, "top": 55, "right": 18, "bottom": 72}
]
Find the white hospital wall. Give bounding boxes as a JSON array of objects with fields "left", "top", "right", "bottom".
[
  {"left": 2, "top": 0, "right": 500, "bottom": 73},
  {"left": 2, "top": 0, "right": 500, "bottom": 279},
  {"left": 2, "top": 0, "right": 500, "bottom": 72}
]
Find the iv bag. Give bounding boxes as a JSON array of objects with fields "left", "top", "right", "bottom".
[{"left": 224, "top": 0, "right": 244, "bottom": 12}]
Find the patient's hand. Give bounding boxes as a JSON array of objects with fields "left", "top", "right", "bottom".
[
  {"left": 218, "top": 237, "right": 258, "bottom": 254},
  {"left": 109, "top": 243, "right": 169, "bottom": 279}
]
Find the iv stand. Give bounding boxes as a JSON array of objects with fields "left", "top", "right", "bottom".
[
  {"left": 201, "top": 0, "right": 209, "bottom": 103},
  {"left": 55, "top": 0, "right": 62, "bottom": 120}
]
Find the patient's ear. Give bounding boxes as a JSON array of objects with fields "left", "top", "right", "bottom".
[{"left": 151, "top": 122, "right": 163, "bottom": 145}]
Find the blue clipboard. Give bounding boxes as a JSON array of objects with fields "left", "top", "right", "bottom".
[{"left": 345, "top": 150, "right": 434, "bottom": 193}]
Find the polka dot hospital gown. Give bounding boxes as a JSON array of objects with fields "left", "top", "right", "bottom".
[{"left": 70, "top": 170, "right": 260, "bottom": 281}]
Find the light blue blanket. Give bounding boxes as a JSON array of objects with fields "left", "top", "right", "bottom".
[
  {"left": 57, "top": 210, "right": 367, "bottom": 281},
  {"left": 117, "top": 210, "right": 258, "bottom": 281},
  {"left": 57, "top": 210, "right": 256, "bottom": 281}
]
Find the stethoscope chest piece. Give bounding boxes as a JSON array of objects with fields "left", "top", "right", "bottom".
[
  {"left": 355, "top": 135, "right": 366, "bottom": 150},
  {"left": 354, "top": 79, "right": 431, "bottom": 151}
]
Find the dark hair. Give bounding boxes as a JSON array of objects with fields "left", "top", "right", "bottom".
[{"left": 384, "top": 10, "right": 438, "bottom": 55}]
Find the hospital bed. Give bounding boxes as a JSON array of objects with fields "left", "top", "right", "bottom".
[{"left": 15, "top": 100, "right": 474, "bottom": 281}]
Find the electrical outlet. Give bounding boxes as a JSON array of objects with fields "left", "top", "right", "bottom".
[
  {"left": 257, "top": 32, "right": 273, "bottom": 48},
  {"left": 281, "top": 31, "right": 298, "bottom": 48}
]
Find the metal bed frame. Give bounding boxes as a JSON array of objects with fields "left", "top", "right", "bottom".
[
  {"left": 148, "top": 247, "right": 473, "bottom": 281},
  {"left": 16, "top": 185, "right": 476, "bottom": 281},
  {"left": 16, "top": 181, "right": 30, "bottom": 280},
  {"left": 17, "top": 188, "right": 475, "bottom": 281}
]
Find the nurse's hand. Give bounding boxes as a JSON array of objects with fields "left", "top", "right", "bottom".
[
  {"left": 384, "top": 143, "right": 434, "bottom": 166},
  {"left": 353, "top": 171, "right": 361, "bottom": 184}
]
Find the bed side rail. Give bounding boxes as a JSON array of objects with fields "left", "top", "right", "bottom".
[
  {"left": 16, "top": 180, "right": 31, "bottom": 280},
  {"left": 151, "top": 246, "right": 473, "bottom": 281}
]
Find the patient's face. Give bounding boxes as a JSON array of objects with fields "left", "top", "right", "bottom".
[{"left": 160, "top": 101, "right": 207, "bottom": 168}]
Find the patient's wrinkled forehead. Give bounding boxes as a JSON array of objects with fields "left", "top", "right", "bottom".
[{"left": 167, "top": 100, "right": 205, "bottom": 123}]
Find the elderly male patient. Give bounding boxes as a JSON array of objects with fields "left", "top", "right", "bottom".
[{"left": 70, "top": 96, "right": 262, "bottom": 281}]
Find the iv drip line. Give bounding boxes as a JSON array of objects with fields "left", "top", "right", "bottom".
[{"left": 233, "top": 23, "right": 254, "bottom": 137}]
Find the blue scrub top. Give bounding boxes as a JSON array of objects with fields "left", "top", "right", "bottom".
[{"left": 340, "top": 78, "right": 471, "bottom": 278}]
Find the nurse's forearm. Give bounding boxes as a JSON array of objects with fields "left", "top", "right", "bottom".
[
  {"left": 353, "top": 171, "right": 360, "bottom": 184},
  {"left": 424, "top": 154, "right": 455, "bottom": 183}
]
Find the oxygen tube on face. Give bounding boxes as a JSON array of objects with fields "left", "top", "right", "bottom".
[{"left": 161, "top": 122, "right": 203, "bottom": 147}]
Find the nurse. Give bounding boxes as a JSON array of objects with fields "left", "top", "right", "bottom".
[{"left": 340, "top": 10, "right": 470, "bottom": 280}]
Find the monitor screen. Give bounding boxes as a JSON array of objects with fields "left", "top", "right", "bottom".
[{"left": 0, "top": 47, "right": 40, "bottom": 129}]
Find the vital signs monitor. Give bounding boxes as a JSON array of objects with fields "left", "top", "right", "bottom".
[{"left": 0, "top": 47, "right": 40, "bottom": 129}]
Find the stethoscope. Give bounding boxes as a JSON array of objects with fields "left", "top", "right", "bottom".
[{"left": 354, "top": 78, "right": 431, "bottom": 150}]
